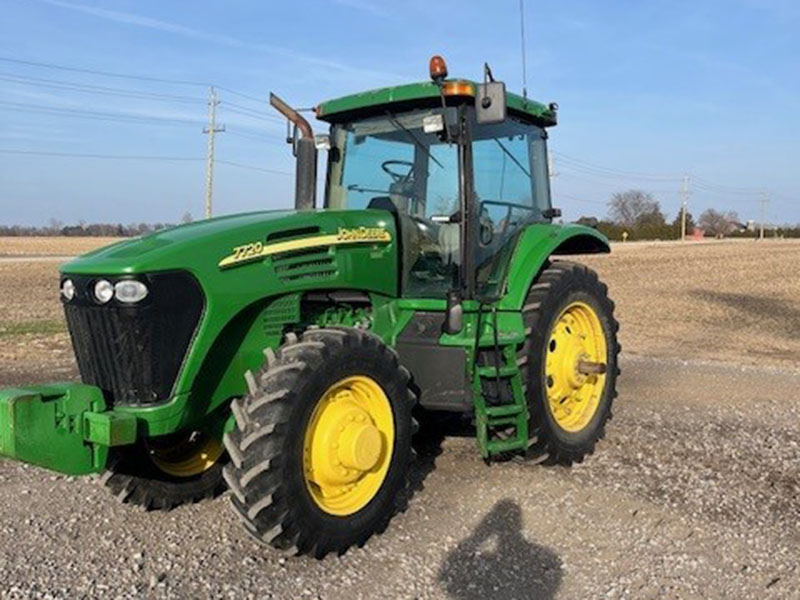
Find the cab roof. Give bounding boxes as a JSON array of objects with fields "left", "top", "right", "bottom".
[{"left": 315, "top": 79, "right": 557, "bottom": 127}]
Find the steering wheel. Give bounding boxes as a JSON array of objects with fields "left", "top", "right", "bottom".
[{"left": 381, "top": 160, "right": 415, "bottom": 183}]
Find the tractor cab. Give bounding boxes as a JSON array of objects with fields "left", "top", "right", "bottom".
[{"left": 279, "top": 56, "right": 560, "bottom": 302}]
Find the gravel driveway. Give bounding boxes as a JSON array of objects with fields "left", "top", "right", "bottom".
[{"left": 1, "top": 355, "right": 797, "bottom": 599}]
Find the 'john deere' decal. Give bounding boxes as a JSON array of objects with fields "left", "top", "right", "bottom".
[
  {"left": 336, "top": 227, "right": 391, "bottom": 242},
  {"left": 219, "top": 227, "right": 392, "bottom": 269}
]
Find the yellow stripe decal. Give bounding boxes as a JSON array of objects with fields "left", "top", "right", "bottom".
[{"left": 219, "top": 227, "right": 391, "bottom": 269}]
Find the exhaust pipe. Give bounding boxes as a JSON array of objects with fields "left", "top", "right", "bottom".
[{"left": 270, "top": 93, "right": 317, "bottom": 211}]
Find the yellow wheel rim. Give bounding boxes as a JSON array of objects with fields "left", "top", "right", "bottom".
[
  {"left": 545, "top": 301, "right": 608, "bottom": 433},
  {"left": 303, "top": 375, "right": 395, "bottom": 516},
  {"left": 148, "top": 431, "right": 224, "bottom": 478}
]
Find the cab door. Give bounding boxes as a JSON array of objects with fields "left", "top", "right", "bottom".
[{"left": 466, "top": 116, "right": 552, "bottom": 300}]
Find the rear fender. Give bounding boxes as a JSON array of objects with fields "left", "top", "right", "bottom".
[{"left": 497, "top": 224, "right": 609, "bottom": 311}]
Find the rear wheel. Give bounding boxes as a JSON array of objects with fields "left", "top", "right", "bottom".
[
  {"left": 521, "top": 261, "right": 620, "bottom": 464},
  {"left": 101, "top": 430, "right": 226, "bottom": 510},
  {"left": 222, "top": 327, "right": 417, "bottom": 558}
]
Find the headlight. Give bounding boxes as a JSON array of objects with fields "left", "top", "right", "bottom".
[
  {"left": 94, "top": 279, "right": 114, "bottom": 304},
  {"left": 60, "top": 279, "right": 75, "bottom": 301},
  {"left": 114, "top": 280, "right": 148, "bottom": 304}
]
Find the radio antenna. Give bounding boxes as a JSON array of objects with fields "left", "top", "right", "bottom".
[{"left": 519, "top": 0, "right": 528, "bottom": 100}]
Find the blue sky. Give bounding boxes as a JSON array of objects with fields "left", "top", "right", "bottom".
[{"left": 0, "top": 0, "right": 798, "bottom": 226}]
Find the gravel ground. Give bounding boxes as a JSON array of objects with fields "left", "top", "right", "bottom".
[
  {"left": 0, "top": 239, "right": 799, "bottom": 598},
  {"left": 0, "top": 356, "right": 797, "bottom": 599}
]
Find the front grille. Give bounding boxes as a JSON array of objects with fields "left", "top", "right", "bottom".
[{"left": 63, "top": 271, "right": 204, "bottom": 407}]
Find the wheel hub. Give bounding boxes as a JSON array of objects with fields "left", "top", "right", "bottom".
[
  {"left": 303, "top": 376, "right": 394, "bottom": 515},
  {"left": 545, "top": 302, "right": 608, "bottom": 433},
  {"left": 338, "top": 420, "right": 382, "bottom": 471}
]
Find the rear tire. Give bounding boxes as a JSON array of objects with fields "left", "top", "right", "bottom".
[
  {"left": 222, "top": 327, "right": 417, "bottom": 558},
  {"left": 521, "top": 260, "right": 620, "bottom": 465}
]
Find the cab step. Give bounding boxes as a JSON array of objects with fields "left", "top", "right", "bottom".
[{"left": 473, "top": 340, "right": 529, "bottom": 460}]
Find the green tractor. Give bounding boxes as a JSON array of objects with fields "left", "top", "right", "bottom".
[{"left": 0, "top": 57, "right": 618, "bottom": 557}]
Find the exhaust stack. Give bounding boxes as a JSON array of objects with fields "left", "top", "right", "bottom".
[{"left": 270, "top": 93, "right": 317, "bottom": 211}]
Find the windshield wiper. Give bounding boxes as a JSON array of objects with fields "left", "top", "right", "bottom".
[
  {"left": 494, "top": 138, "right": 530, "bottom": 177},
  {"left": 386, "top": 111, "right": 444, "bottom": 170}
]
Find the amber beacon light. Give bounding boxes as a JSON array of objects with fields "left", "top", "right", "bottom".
[{"left": 429, "top": 55, "right": 448, "bottom": 82}]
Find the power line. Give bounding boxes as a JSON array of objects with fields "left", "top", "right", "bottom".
[
  {"left": 0, "top": 55, "right": 274, "bottom": 110},
  {"left": 0, "top": 148, "right": 202, "bottom": 161},
  {"left": 0, "top": 55, "right": 208, "bottom": 86},
  {"left": 0, "top": 100, "right": 203, "bottom": 126},
  {"left": 225, "top": 101, "right": 272, "bottom": 116},
  {"left": 222, "top": 105, "right": 284, "bottom": 124},
  {"left": 217, "top": 86, "right": 269, "bottom": 105},
  {"left": 553, "top": 150, "right": 776, "bottom": 201},
  {"left": 226, "top": 128, "right": 284, "bottom": 143},
  {"left": 552, "top": 151, "right": 681, "bottom": 181},
  {"left": 692, "top": 175, "right": 763, "bottom": 193},
  {"left": 216, "top": 159, "right": 291, "bottom": 175},
  {"left": 0, "top": 149, "right": 291, "bottom": 176},
  {"left": 0, "top": 72, "right": 204, "bottom": 103},
  {"left": 557, "top": 171, "right": 679, "bottom": 193},
  {"left": 554, "top": 191, "right": 607, "bottom": 206}
]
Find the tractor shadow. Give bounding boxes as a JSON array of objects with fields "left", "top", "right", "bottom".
[
  {"left": 438, "top": 499, "right": 563, "bottom": 600},
  {"left": 407, "top": 408, "right": 449, "bottom": 497},
  {"left": 406, "top": 409, "right": 477, "bottom": 510},
  {"left": 692, "top": 289, "right": 800, "bottom": 339}
]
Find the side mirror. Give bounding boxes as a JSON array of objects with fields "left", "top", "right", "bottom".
[{"left": 476, "top": 81, "right": 507, "bottom": 124}]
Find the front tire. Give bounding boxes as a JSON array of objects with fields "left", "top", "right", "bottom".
[
  {"left": 222, "top": 327, "right": 417, "bottom": 558},
  {"left": 521, "top": 261, "right": 620, "bottom": 465},
  {"left": 101, "top": 431, "right": 226, "bottom": 510}
]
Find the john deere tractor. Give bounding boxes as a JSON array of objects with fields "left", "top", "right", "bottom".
[{"left": 0, "top": 57, "right": 618, "bottom": 557}]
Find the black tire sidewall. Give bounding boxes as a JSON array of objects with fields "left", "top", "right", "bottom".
[
  {"left": 105, "top": 445, "right": 225, "bottom": 508},
  {"left": 278, "top": 337, "right": 413, "bottom": 546},
  {"left": 527, "top": 267, "right": 618, "bottom": 454}
]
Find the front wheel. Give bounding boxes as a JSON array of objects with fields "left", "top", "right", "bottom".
[
  {"left": 101, "top": 430, "right": 227, "bottom": 510},
  {"left": 521, "top": 261, "right": 620, "bottom": 465},
  {"left": 222, "top": 327, "right": 417, "bottom": 558}
]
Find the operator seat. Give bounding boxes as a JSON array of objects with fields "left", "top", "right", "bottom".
[{"left": 367, "top": 196, "right": 422, "bottom": 289}]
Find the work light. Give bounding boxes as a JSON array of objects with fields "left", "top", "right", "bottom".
[{"left": 60, "top": 279, "right": 75, "bottom": 301}]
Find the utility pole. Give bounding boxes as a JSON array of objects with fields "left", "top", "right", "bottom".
[
  {"left": 759, "top": 191, "right": 768, "bottom": 240},
  {"left": 680, "top": 174, "right": 690, "bottom": 242},
  {"left": 203, "top": 87, "right": 224, "bottom": 219}
]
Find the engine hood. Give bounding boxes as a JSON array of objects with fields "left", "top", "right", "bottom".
[{"left": 61, "top": 208, "right": 399, "bottom": 299}]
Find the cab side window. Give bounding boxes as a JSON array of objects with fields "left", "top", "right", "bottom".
[{"left": 472, "top": 120, "right": 551, "bottom": 298}]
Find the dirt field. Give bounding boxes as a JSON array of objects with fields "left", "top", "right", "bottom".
[
  {"left": 2, "top": 238, "right": 798, "bottom": 385},
  {"left": 0, "top": 238, "right": 798, "bottom": 598},
  {"left": 581, "top": 239, "right": 800, "bottom": 367},
  {"left": 0, "top": 236, "right": 121, "bottom": 257}
]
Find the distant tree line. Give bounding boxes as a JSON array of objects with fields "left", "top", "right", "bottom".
[
  {"left": 0, "top": 213, "right": 194, "bottom": 237},
  {"left": 574, "top": 189, "right": 800, "bottom": 241}
]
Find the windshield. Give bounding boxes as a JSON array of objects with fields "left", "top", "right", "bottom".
[
  {"left": 326, "top": 108, "right": 459, "bottom": 218},
  {"left": 326, "top": 108, "right": 461, "bottom": 298}
]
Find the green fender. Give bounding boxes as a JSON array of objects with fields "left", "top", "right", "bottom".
[{"left": 497, "top": 224, "right": 610, "bottom": 311}]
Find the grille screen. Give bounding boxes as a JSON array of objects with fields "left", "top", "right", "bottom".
[{"left": 63, "top": 271, "right": 204, "bottom": 407}]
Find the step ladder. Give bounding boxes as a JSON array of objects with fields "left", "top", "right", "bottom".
[{"left": 472, "top": 314, "right": 529, "bottom": 460}]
